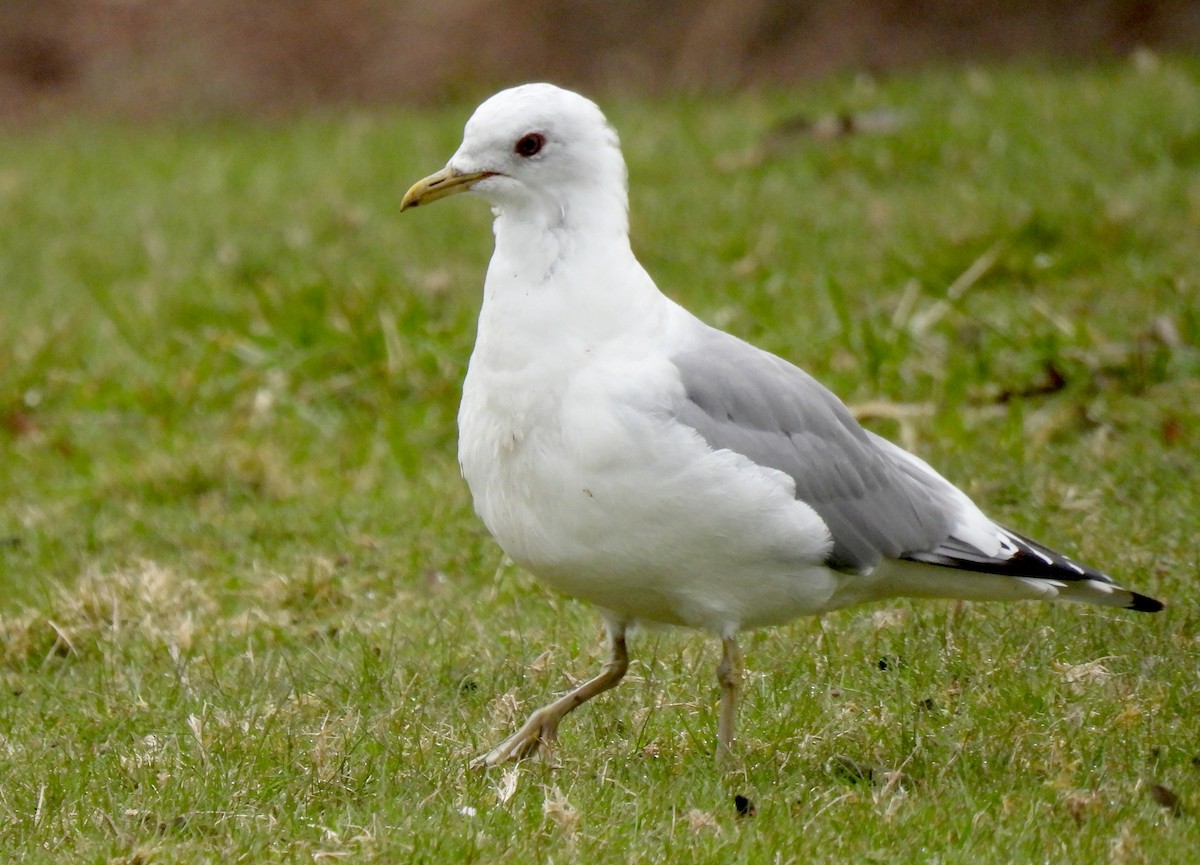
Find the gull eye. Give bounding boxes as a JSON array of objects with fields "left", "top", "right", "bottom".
[{"left": 514, "top": 133, "right": 545, "bottom": 158}]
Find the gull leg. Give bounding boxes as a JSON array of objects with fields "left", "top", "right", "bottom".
[
  {"left": 716, "top": 635, "right": 743, "bottom": 761},
  {"left": 472, "top": 623, "right": 629, "bottom": 767}
]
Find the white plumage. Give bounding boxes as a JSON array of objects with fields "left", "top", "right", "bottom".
[{"left": 401, "top": 83, "right": 1162, "bottom": 765}]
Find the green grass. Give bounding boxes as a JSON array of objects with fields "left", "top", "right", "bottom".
[{"left": 2, "top": 59, "right": 1199, "bottom": 862}]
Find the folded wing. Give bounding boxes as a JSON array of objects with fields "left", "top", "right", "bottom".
[{"left": 670, "top": 323, "right": 1162, "bottom": 612}]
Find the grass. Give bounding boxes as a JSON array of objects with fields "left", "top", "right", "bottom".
[{"left": 2, "top": 58, "right": 1199, "bottom": 862}]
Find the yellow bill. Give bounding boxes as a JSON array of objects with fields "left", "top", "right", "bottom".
[{"left": 401, "top": 166, "right": 495, "bottom": 211}]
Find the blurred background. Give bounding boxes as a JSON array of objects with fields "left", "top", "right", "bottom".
[{"left": 3, "top": 0, "right": 1200, "bottom": 121}]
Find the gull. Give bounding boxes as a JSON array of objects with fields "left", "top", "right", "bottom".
[{"left": 401, "top": 83, "right": 1164, "bottom": 766}]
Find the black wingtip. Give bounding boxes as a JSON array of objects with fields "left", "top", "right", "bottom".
[{"left": 1129, "top": 593, "right": 1165, "bottom": 613}]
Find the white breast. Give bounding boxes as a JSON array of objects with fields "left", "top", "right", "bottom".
[{"left": 457, "top": 318, "right": 839, "bottom": 634}]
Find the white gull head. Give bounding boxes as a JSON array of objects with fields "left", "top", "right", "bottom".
[{"left": 403, "top": 83, "right": 629, "bottom": 235}]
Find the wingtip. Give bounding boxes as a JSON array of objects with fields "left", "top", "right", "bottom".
[{"left": 1129, "top": 592, "right": 1165, "bottom": 613}]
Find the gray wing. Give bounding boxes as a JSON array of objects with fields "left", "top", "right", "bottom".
[
  {"left": 669, "top": 324, "right": 1164, "bottom": 613},
  {"left": 671, "top": 325, "right": 960, "bottom": 572}
]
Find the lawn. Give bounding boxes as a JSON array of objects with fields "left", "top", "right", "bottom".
[{"left": 2, "top": 59, "right": 1199, "bottom": 863}]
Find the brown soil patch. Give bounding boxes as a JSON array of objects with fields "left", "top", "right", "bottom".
[{"left": 2, "top": 1, "right": 1198, "bottom": 121}]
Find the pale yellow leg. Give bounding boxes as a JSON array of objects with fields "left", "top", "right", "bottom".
[
  {"left": 472, "top": 626, "right": 629, "bottom": 767},
  {"left": 716, "top": 635, "right": 742, "bottom": 761}
]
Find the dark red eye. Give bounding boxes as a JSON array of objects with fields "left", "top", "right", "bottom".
[{"left": 514, "top": 133, "right": 545, "bottom": 157}]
